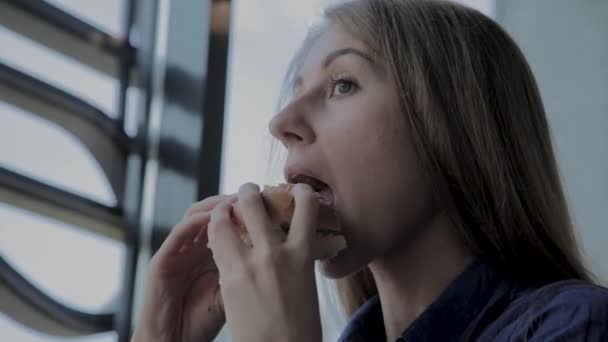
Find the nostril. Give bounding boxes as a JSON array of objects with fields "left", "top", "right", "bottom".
[
  {"left": 285, "top": 132, "right": 303, "bottom": 142},
  {"left": 269, "top": 114, "right": 305, "bottom": 146}
]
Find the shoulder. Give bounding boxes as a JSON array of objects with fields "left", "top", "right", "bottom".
[
  {"left": 528, "top": 279, "right": 608, "bottom": 311},
  {"left": 509, "top": 280, "right": 608, "bottom": 341},
  {"left": 544, "top": 279, "right": 607, "bottom": 297}
]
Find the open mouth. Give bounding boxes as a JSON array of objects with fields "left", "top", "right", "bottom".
[{"left": 289, "top": 174, "right": 334, "bottom": 207}]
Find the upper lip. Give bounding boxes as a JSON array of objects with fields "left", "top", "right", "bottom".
[{"left": 284, "top": 164, "right": 330, "bottom": 191}]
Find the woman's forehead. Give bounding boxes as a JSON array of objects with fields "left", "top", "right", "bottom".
[{"left": 300, "top": 26, "right": 367, "bottom": 70}]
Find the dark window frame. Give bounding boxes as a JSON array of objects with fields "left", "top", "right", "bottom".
[{"left": 0, "top": 1, "right": 231, "bottom": 341}]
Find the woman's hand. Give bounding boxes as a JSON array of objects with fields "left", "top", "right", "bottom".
[
  {"left": 207, "top": 183, "right": 323, "bottom": 342},
  {"left": 131, "top": 194, "right": 237, "bottom": 342}
]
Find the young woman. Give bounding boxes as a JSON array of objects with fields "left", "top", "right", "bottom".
[{"left": 132, "top": 0, "right": 608, "bottom": 341}]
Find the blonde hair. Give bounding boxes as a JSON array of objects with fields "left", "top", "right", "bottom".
[{"left": 279, "top": 0, "right": 592, "bottom": 317}]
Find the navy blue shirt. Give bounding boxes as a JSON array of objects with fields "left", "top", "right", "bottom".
[{"left": 338, "top": 260, "right": 608, "bottom": 341}]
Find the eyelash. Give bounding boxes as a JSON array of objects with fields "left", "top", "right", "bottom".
[{"left": 328, "top": 73, "right": 359, "bottom": 98}]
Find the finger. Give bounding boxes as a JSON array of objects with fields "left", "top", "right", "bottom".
[
  {"left": 286, "top": 183, "right": 319, "bottom": 254},
  {"left": 156, "top": 212, "right": 211, "bottom": 258},
  {"left": 184, "top": 194, "right": 237, "bottom": 219},
  {"left": 207, "top": 201, "right": 247, "bottom": 269},
  {"left": 236, "top": 183, "right": 280, "bottom": 247}
]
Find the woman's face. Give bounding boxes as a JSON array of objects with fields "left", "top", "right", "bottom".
[{"left": 269, "top": 25, "right": 436, "bottom": 278}]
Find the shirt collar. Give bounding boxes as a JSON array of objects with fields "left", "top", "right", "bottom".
[{"left": 338, "top": 259, "right": 513, "bottom": 342}]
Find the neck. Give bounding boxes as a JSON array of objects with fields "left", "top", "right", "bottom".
[{"left": 369, "top": 212, "right": 473, "bottom": 342}]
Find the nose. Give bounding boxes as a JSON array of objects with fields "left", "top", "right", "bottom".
[{"left": 269, "top": 97, "right": 314, "bottom": 149}]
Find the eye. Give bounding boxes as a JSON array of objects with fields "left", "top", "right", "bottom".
[{"left": 329, "top": 75, "right": 359, "bottom": 98}]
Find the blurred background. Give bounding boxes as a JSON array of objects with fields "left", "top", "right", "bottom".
[{"left": 0, "top": 0, "right": 605, "bottom": 341}]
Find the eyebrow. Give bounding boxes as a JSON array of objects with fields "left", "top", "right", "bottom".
[
  {"left": 293, "top": 47, "right": 378, "bottom": 91},
  {"left": 323, "top": 47, "right": 375, "bottom": 68}
]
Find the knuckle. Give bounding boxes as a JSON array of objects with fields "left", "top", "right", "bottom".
[
  {"left": 170, "top": 219, "right": 186, "bottom": 233},
  {"left": 186, "top": 194, "right": 235, "bottom": 217},
  {"left": 256, "top": 247, "right": 286, "bottom": 268},
  {"left": 185, "top": 197, "right": 215, "bottom": 216},
  {"left": 225, "top": 261, "right": 255, "bottom": 286},
  {"left": 185, "top": 201, "right": 199, "bottom": 214},
  {"left": 187, "top": 199, "right": 204, "bottom": 211},
  {"left": 209, "top": 215, "right": 229, "bottom": 231},
  {"left": 210, "top": 202, "right": 228, "bottom": 216},
  {"left": 185, "top": 211, "right": 207, "bottom": 225},
  {"left": 242, "top": 263, "right": 256, "bottom": 281}
]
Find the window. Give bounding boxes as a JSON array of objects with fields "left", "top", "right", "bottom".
[
  {"left": 0, "top": 312, "right": 116, "bottom": 342},
  {"left": 1, "top": 0, "right": 230, "bottom": 340},
  {"left": 0, "top": 102, "right": 116, "bottom": 205},
  {"left": 0, "top": 27, "right": 119, "bottom": 117},
  {"left": 44, "top": 0, "right": 125, "bottom": 36},
  {"left": 0, "top": 203, "right": 124, "bottom": 312},
  {"left": 220, "top": 0, "right": 323, "bottom": 193},
  {"left": 0, "top": 1, "right": 132, "bottom": 341}
]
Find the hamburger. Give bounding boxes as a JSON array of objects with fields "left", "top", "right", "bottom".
[{"left": 231, "top": 183, "right": 346, "bottom": 260}]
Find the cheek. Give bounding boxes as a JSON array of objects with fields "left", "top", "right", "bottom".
[
  {"left": 324, "top": 111, "right": 436, "bottom": 274},
  {"left": 354, "top": 142, "right": 430, "bottom": 247}
]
